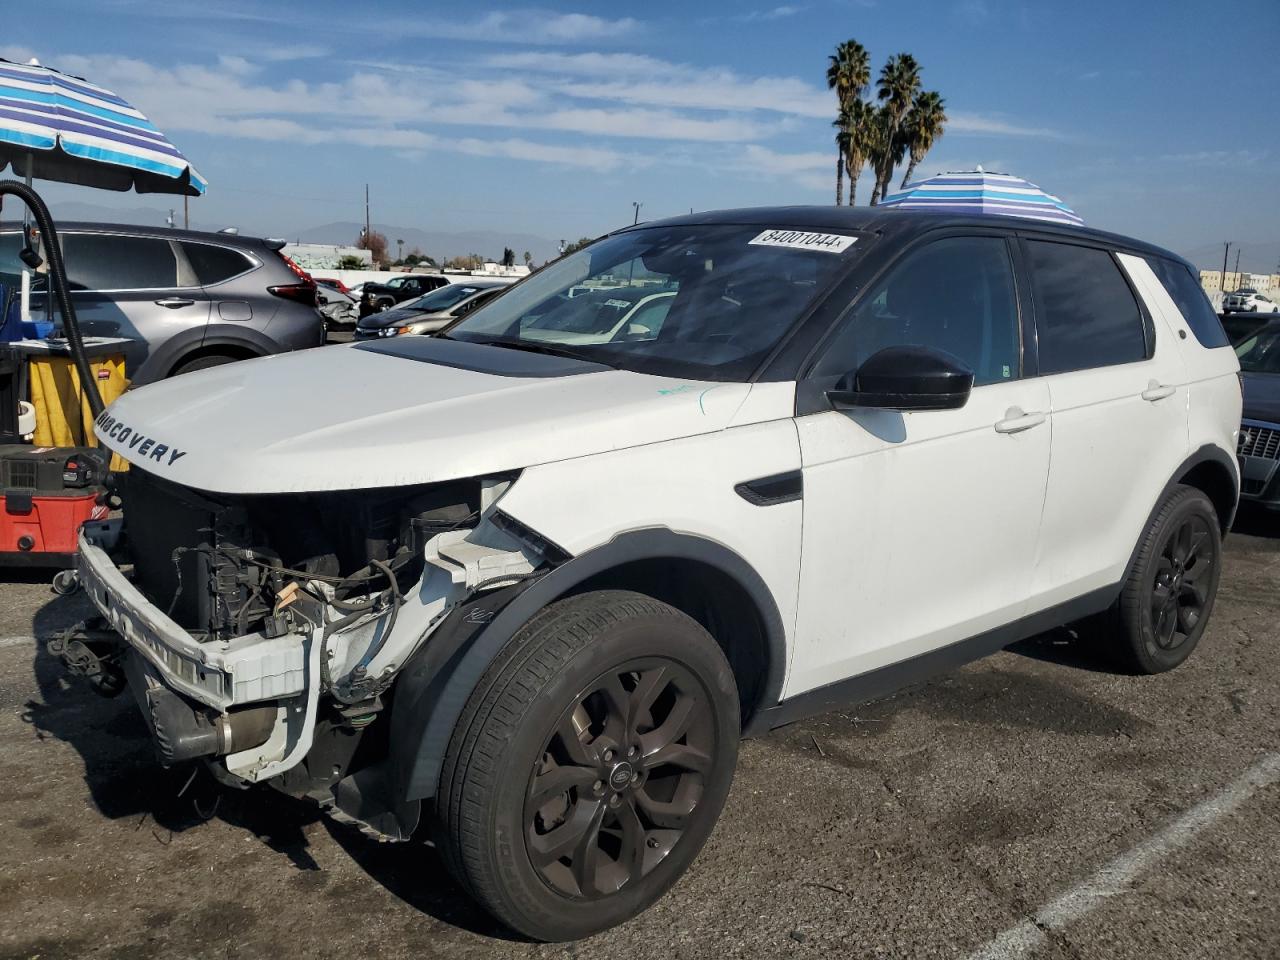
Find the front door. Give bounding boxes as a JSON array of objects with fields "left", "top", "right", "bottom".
[
  {"left": 60, "top": 232, "right": 210, "bottom": 377},
  {"left": 788, "top": 235, "right": 1051, "bottom": 697}
]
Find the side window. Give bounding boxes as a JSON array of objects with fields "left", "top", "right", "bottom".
[
  {"left": 452, "top": 290, "right": 497, "bottom": 317},
  {"left": 180, "top": 242, "right": 253, "bottom": 286},
  {"left": 1143, "top": 256, "right": 1229, "bottom": 349},
  {"left": 61, "top": 234, "right": 178, "bottom": 291},
  {"left": 1026, "top": 240, "right": 1147, "bottom": 375},
  {"left": 814, "top": 236, "right": 1020, "bottom": 386}
]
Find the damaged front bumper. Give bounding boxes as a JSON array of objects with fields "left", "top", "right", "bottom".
[
  {"left": 64, "top": 509, "right": 549, "bottom": 788},
  {"left": 77, "top": 525, "right": 308, "bottom": 711}
]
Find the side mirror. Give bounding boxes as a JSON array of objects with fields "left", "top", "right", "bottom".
[{"left": 827, "top": 345, "right": 974, "bottom": 411}]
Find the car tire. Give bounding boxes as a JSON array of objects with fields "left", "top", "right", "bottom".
[
  {"left": 170, "top": 352, "right": 242, "bottom": 376},
  {"left": 1091, "top": 484, "right": 1222, "bottom": 674},
  {"left": 375, "top": 299, "right": 393, "bottom": 313},
  {"left": 434, "top": 590, "right": 740, "bottom": 942}
]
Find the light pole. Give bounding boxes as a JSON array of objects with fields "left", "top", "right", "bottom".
[{"left": 1221, "top": 241, "right": 1231, "bottom": 293}]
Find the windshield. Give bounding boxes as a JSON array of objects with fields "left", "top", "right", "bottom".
[
  {"left": 1236, "top": 330, "right": 1280, "bottom": 374},
  {"left": 406, "top": 284, "right": 484, "bottom": 311},
  {"left": 447, "top": 224, "right": 861, "bottom": 380}
]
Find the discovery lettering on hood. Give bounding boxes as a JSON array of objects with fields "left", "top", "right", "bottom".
[{"left": 94, "top": 412, "right": 187, "bottom": 466}]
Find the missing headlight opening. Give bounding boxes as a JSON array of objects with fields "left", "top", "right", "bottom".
[{"left": 62, "top": 466, "right": 551, "bottom": 836}]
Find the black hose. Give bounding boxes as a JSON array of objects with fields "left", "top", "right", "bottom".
[{"left": 0, "top": 180, "right": 104, "bottom": 417}]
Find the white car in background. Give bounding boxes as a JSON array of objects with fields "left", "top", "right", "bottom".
[
  {"left": 521, "top": 287, "right": 675, "bottom": 345},
  {"left": 1223, "top": 289, "right": 1279, "bottom": 313}
]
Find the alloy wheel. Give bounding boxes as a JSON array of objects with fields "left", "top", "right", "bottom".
[
  {"left": 1149, "top": 512, "right": 1216, "bottom": 651},
  {"left": 524, "top": 658, "right": 715, "bottom": 900}
]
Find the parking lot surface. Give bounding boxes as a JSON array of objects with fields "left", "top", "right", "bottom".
[{"left": 0, "top": 514, "right": 1277, "bottom": 960}]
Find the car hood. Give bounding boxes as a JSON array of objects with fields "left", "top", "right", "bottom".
[
  {"left": 357, "top": 305, "right": 435, "bottom": 329},
  {"left": 94, "top": 337, "right": 754, "bottom": 494},
  {"left": 1242, "top": 371, "right": 1280, "bottom": 425}
]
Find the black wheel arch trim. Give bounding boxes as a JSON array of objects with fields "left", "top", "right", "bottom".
[
  {"left": 1164, "top": 443, "right": 1239, "bottom": 535},
  {"left": 389, "top": 526, "right": 787, "bottom": 804}
]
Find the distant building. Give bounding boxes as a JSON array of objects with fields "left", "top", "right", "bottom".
[
  {"left": 442, "top": 263, "right": 531, "bottom": 279},
  {"left": 1200, "top": 270, "right": 1278, "bottom": 294},
  {"left": 282, "top": 243, "right": 372, "bottom": 271}
]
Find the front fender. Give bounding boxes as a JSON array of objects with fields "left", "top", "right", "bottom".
[{"left": 388, "top": 525, "right": 786, "bottom": 804}]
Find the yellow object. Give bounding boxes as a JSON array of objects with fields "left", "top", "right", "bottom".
[{"left": 28, "top": 352, "right": 130, "bottom": 471}]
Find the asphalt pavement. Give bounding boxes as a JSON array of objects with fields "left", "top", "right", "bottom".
[{"left": 0, "top": 511, "right": 1277, "bottom": 960}]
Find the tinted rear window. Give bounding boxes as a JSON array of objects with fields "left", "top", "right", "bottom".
[
  {"left": 1027, "top": 240, "right": 1148, "bottom": 375},
  {"left": 181, "top": 241, "right": 253, "bottom": 286},
  {"left": 62, "top": 233, "right": 178, "bottom": 290},
  {"left": 1144, "top": 256, "right": 1230, "bottom": 348}
]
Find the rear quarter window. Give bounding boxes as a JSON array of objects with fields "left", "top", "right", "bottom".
[
  {"left": 180, "top": 242, "right": 254, "bottom": 286},
  {"left": 1026, "top": 240, "right": 1148, "bottom": 375},
  {"left": 1144, "top": 256, "right": 1230, "bottom": 348}
]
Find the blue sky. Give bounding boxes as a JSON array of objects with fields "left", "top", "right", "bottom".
[{"left": 5, "top": 0, "right": 1279, "bottom": 266}]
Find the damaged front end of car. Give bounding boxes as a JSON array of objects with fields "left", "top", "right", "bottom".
[{"left": 52, "top": 466, "right": 563, "bottom": 840}]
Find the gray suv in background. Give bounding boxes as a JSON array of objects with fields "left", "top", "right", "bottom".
[{"left": 7, "top": 223, "right": 324, "bottom": 384}]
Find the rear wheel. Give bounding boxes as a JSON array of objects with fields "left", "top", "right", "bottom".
[
  {"left": 435, "top": 590, "right": 740, "bottom": 941},
  {"left": 1094, "top": 485, "right": 1222, "bottom": 674},
  {"left": 170, "top": 352, "right": 242, "bottom": 376}
]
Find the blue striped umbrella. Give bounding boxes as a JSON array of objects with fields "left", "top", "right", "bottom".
[
  {"left": 0, "top": 57, "right": 205, "bottom": 196},
  {"left": 880, "top": 168, "right": 1081, "bottom": 225}
]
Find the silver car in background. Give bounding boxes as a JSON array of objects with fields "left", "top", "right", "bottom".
[
  {"left": 2, "top": 222, "right": 325, "bottom": 383},
  {"left": 353, "top": 279, "right": 510, "bottom": 339}
]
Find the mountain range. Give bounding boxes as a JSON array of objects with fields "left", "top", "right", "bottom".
[
  {"left": 290, "top": 222, "right": 560, "bottom": 265},
  {"left": 34, "top": 198, "right": 1280, "bottom": 275},
  {"left": 39, "top": 200, "right": 561, "bottom": 264}
]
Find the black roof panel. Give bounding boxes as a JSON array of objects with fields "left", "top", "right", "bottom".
[{"left": 622, "top": 206, "right": 1193, "bottom": 273}]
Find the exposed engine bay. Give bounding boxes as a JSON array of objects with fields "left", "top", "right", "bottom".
[{"left": 56, "top": 466, "right": 557, "bottom": 837}]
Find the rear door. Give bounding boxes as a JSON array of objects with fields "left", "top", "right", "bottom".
[
  {"left": 1022, "top": 237, "right": 1190, "bottom": 610},
  {"left": 178, "top": 240, "right": 258, "bottom": 325},
  {"left": 59, "top": 231, "right": 210, "bottom": 376}
]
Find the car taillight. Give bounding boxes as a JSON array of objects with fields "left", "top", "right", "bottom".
[
  {"left": 268, "top": 283, "right": 317, "bottom": 306},
  {"left": 271, "top": 251, "right": 317, "bottom": 306}
]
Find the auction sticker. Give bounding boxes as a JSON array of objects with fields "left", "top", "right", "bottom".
[{"left": 748, "top": 229, "right": 856, "bottom": 253}]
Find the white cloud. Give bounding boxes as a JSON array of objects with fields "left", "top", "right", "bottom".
[
  {"left": 1158, "top": 149, "right": 1268, "bottom": 167},
  {"left": 401, "top": 11, "right": 640, "bottom": 44},
  {"left": 6, "top": 40, "right": 1063, "bottom": 188},
  {"left": 739, "top": 5, "right": 805, "bottom": 21},
  {"left": 487, "top": 51, "right": 833, "bottom": 118},
  {"left": 734, "top": 145, "right": 834, "bottom": 192},
  {"left": 947, "top": 112, "right": 1063, "bottom": 138}
]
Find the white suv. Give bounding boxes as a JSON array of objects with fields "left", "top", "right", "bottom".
[
  {"left": 64, "top": 208, "right": 1241, "bottom": 941},
  {"left": 1223, "top": 288, "right": 1279, "bottom": 314}
]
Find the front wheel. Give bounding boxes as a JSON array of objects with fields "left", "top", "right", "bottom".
[{"left": 434, "top": 590, "right": 740, "bottom": 941}]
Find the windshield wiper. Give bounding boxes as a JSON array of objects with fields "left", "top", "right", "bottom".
[{"left": 463, "top": 336, "right": 618, "bottom": 369}]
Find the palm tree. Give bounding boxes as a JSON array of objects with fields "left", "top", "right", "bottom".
[
  {"left": 899, "top": 91, "right": 947, "bottom": 187},
  {"left": 842, "top": 98, "right": 874, "bottom": 206},
  {"left": 826, "top": 40, "right": 870, "bottom": 205},
  {"left": 832, "top": 114, "right": 851, "bottom": 206},
  {"left": 869, "top": 53, "right": 920, "bottom": 203}
]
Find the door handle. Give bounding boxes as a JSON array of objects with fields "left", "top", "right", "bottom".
[
  {"left": 994, "top": 407, "right": 1047, "bottom": 434},
  {"left": 1141, "top": 380, "right": 1176, "bottom": 402},
  {"left": 154, "top": 297, "right": 195, "bottom": 308}
]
